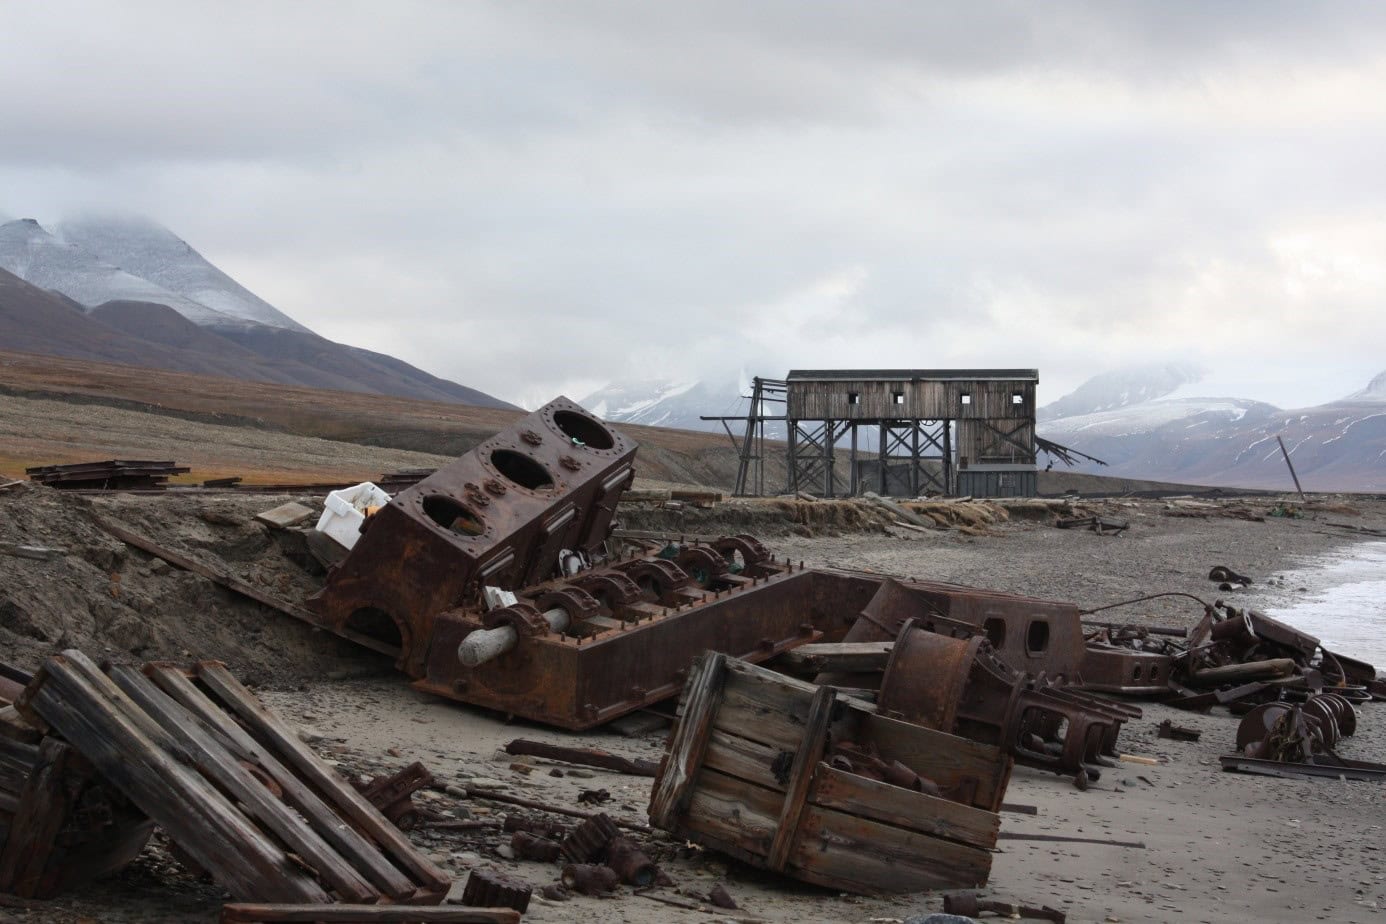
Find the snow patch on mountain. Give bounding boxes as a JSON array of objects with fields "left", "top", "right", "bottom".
[
  {"left": 56, "top": 215, "right": 309, "bottom": 333},
  {"left": 0, "top": 218, "right": 246, "bottom": 328},
  {"left": 1346, "top": 369, "right": 1386, "bottom": 402},
  {"left": 1039, "top": 363, "right": 1205, "bottom": 421}
]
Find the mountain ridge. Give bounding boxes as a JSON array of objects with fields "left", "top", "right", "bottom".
[{"left": 0, "top": 216, "right": 514, "bottom": 409}]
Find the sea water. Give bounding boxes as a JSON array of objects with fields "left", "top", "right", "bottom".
[{"left": 1261, "top": 540, "right": 1386, "bottom": 668}]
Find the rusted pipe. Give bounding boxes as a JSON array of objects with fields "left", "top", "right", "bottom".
[
  {"left": 605, "top": 836, "right": 658, "bottom": 886},
  {"left": 458, "top": 606, "right": 569, "bottom": 667}
]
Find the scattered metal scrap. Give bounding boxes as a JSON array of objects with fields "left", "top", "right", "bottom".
[
  {"left": 1056, "top": 514, "right": 1129, "bottom": 535},
  {"left": 1219, "top": 692, "right": 1386, "bottom": 780},
  {"left": 944, "top": 890, "right": 1067, "bottom": 923}
]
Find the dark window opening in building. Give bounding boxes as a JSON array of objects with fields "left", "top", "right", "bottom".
[
  {"left": 892, "top": 391, "right": 905, "bottom": 405},
  {"left": 848, "top": 392, "right": 861, "bottom": 405},
  {"left": 960, "top": 393, "right": 972, "bottom": 405}
]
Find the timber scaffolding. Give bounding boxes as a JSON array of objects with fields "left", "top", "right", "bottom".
[{"left": 703, "top": 370, "right": 1105, "bottom": 499}]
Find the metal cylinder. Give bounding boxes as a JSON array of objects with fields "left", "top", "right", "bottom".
[
  {"left": 458, "top": 606, "right": 569, "bottom": 667},
  {"left": 605, "top": 836, "right": 658, "bottom": 887},
  {"left": 560, "top": 863, "right": 619, "bottom": 895}
]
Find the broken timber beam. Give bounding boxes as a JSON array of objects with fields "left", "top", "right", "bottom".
[
  {"left": 778, "top": 641, "right": 894, "bottom": 674},
  {"left": 503, "top": 740, "right": 658, "bottom": 777}
]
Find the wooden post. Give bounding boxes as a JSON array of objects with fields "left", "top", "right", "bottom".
[
  {"left": 765, "top": 685, "right": 836, "bottom": 871},
  {"left": 1276, "top": 435, "right": 1306, "bottom": 499}
]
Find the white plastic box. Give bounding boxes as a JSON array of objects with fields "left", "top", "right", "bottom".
[{"left": 314, "top": 482, "right": 392, "bottom": 550}]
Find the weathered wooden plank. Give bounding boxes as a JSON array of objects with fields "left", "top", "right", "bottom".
[
  {"left": 221, "top": 904, "right": 520, "bottom": 923},
  {"left": 788, "top": 803, "right": 993, "bottom": 893},
  {"left": 810, "top": 765, "right": 998, "bottom": 851},
  {"left": 649, "top": 652, "right": 726, "bottom": 830},
  {"left": 862, "top": 712, "right": 1011, "bottom": 812},
  {"left": 701, "top": 728, "right": 788, "bottom": 790},
  {"left": 0, "top": 738, "right": 73, "bottom": 896},
  {"left": 779, "top": 641, "right": 894, "bottom": 674},
  {"left": 194, "top": 661, "right": 449, "bottom": 894},
  {"left": 0, "top": 706, "right": 43, "bottom": 746},
  {"left": 145, "top": 664, "right": 417, "bottom": 898},
  {"left": 766, "top": 685, "right": 835, "bottom": 871},
  {"left": 679, "top": 767, "right": 782, "bottom": 860},
  {"left": 29, "top": 652, "right": 330, "bottom": 903},
  {"left": 107, "top": 666, "right": 377, "bottom": 903}
]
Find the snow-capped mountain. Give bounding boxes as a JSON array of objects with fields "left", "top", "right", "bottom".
[
  {"left": 56, "top": 215, "right": 310, "bottom": 333},
  {"left": 580, "top": 379, "right": 748, "bottom": 431},
  {"left": 1347, "top": 370, "right": 1386, "bottom": 402},
  {"left": 0, "top": 215, "right": 513, "bottom": 408},
  {"left": 1040, "top": 369, "right": 1386, "bottom": 492},
  {"left": 1037, "top": 362, "right": 1204, "bottom": 422},
  {"left": 0, "top": 219, "right": 241, "bottom": 327}
]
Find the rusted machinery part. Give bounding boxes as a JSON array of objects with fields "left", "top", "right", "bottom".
[
  {"left": 458, "top": 605, "right": 570, "bottom": 667},
  {"left": 531, "top": 586, "right": 604, "bottom": 624},
  {"left": 1301, "top": 698, "right": 1342, "bottom": 748},
  {"left": 711, "top": 534, "right": 771, "bottom": 571},
  {"left": 511, "top": 831, "right": 563, "bottom": 862},
  {"left": 561, "top": 863, "right": 620, "bottom": 895},
  {"left": 1314, "top": 692, "right": 1357, "bottom": 736},
  {"left": 560, "top": 812, "right": 620, "bottom": 863},
  {"left": 613, "top": 557, "right": 693, "bottom": 601},
  {"left": 673, "top": 545, "right": 729, "bottom": 588},
  {"left": 461, "top": 867, "right": 533, "bottom": 912},
  {"left": 1235, "top": 702, "right": 1295, "bottom": 753},
  {"left": 605, "top": 836, "right": 659, "bottom": 887},
  {"left": 570, "top": 569, "right": 647, "bottom": 610},
  {"left": 878, "top": 620, "right": 985, "bottom": 732}
]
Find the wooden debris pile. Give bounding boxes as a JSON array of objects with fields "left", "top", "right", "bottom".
[
  {"left": 1, "top": 650, "right": 456, "bottom": 913},
  {"left": 25, "top": 459, "right": 190, "bottom": 491}
]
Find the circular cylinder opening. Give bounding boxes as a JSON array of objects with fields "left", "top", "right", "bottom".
[
  {"left": 422, "top": 495, "right": 485, "bottom": 536},
  {"left": 553, "top": 409, "right": 615, "bottom": 449},
  {"left": 490, "top": 449, "right": 554, "bottom": 490}
]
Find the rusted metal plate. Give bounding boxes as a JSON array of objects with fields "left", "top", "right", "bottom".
[
  {"left": 836, "top": 578, "right": 1087, "bottom": 682},
  {"left": 309, "top": 398, "right": 637, "bottom": 676},
  {"left": 415, "top": 563, "right": 844, "bottom": 730}
]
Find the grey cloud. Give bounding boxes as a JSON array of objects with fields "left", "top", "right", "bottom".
[{"left": 3, "top": 2, "right": 1386, "bottom": 411}]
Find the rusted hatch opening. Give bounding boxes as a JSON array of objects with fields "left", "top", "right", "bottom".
[
  {"left": 983, "top": 617, "right": 1006, "bottom": 648},
  {"left": 1026, "top": 620, "right": 1050, "bottom": 654},
  {"left": 491, "top": 449, "right": 554, "bottom": 491},
  {"left": 553, "top": 410, "right": 615, "bottom": 449},
  {"left": 422, "top": 495, "right": 485, "bottom": 536},
  {"left": 347, "top": 606, "right": 403, "bottom": 648}
]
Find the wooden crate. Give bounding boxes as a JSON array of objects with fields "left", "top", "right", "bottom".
[
  {"left": 16, "top": 650, "right": 450, "bottom": 905},
  {"left": 649, "top": 652, "right": 1011, "bottom": 894}
]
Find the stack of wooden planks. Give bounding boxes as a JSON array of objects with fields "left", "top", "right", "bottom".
[
  {"left": 0, "top": 660, "right": 154, "bottom": 899},
  {"left": 648, "top": 652, "right": 1011, "bottom": 894},
  {"left": 25, "top": 460, "right": 191, "bottom": 490},
  {"left": 9, "top": 650, "right": 451, "bottom": 906}
]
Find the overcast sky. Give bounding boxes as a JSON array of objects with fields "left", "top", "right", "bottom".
[{"left": 3, "top": 1, "right": 1385, "bottom": 410}]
